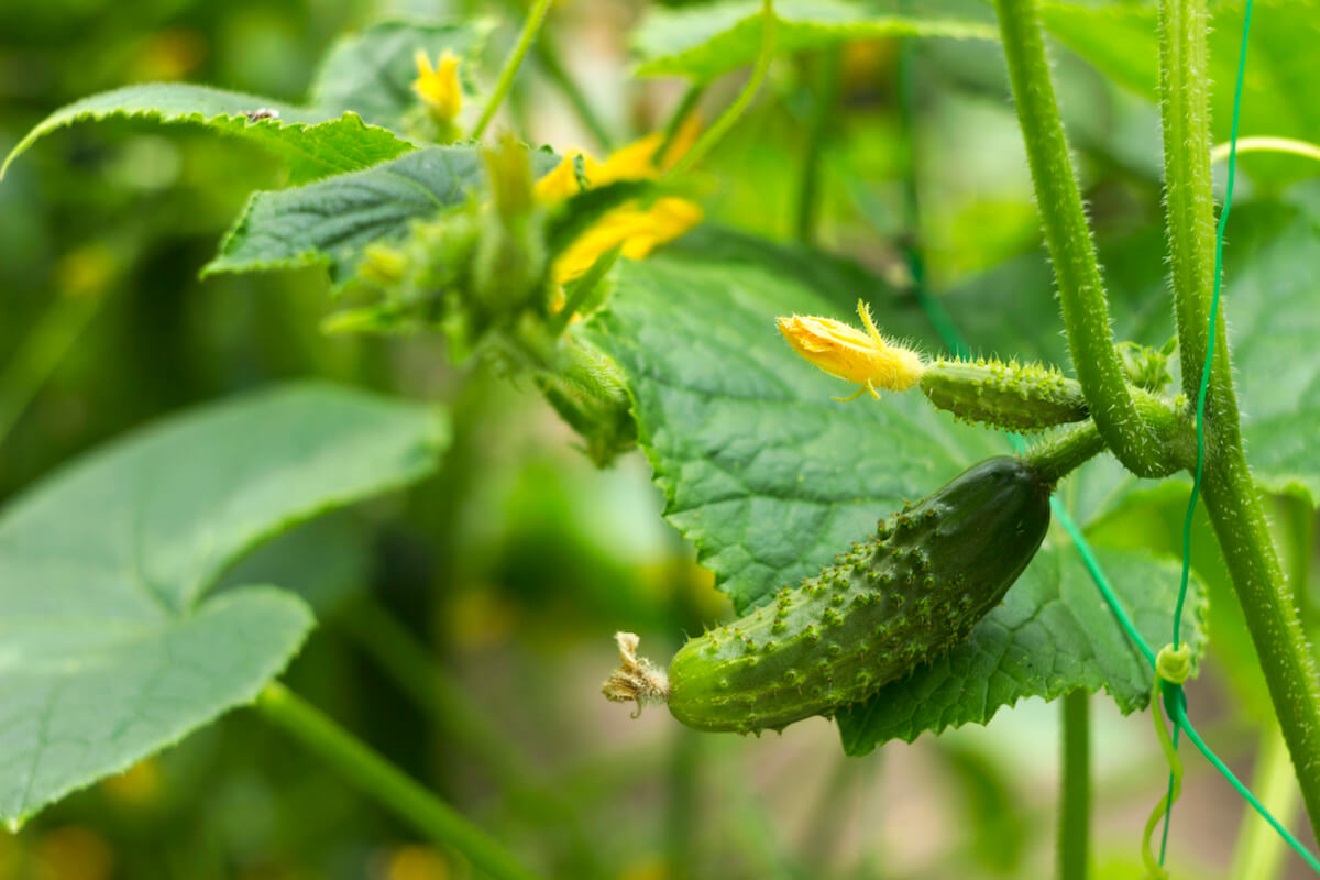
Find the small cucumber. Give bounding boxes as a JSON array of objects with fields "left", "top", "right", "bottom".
[
  {"left": 920, "top": 358, "right": 1089, "bottom": 431},
  {"left": 666, "top": 456, "right": 1053, "bottom": 734}
]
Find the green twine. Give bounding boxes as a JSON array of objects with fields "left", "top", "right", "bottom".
[{"left": 895, "top": 2, "right": 1319, "bottom": 871}]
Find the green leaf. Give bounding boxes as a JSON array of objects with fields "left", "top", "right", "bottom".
[
  {"left": 633, "top": 0, "right": 996, "bottom": 81},
  {"left": 0, "top": 85, "right": 412, "bottom": 185},
  {"left": 591, "top": 255, "right": 1000, "bottom": 613},
  {"left": 203, "top": 145, "right": 562, "bottom": 285},
  {"left": 1042, "top": 0, "right": 1320, "bottom": 184},
  {"left": 836, "top": 547, "right": 1207, "bottom": 753},
  {"left": 0, "top": 383, "right": 446, "bottom": 826},
  {"left": 310, "top": 20, "right": 492, "bottom": 134},
  {"left": 589, "top": 242, "right": 1206, "bottom": 745}
]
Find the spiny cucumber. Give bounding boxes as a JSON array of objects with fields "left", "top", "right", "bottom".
[
  {"left": 920, "top": 358, "right": 1088, "bottom": 431},
  {"left": 609, "top": 456, "right": 1054, "bottom": 734}
]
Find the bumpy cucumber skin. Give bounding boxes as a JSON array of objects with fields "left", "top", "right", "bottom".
[
  {"left": 668, "top": 457, "right": 1052, "bottom": 734},
  {"left": 920, "top": 359, "right": 1088, "bottom": 431}
]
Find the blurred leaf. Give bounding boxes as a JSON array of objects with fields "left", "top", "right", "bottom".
[
  {"left": 214, "top": 512, "right": 370, "bottom": 614},
  {"left": 1, "top": 85, "right": 412, "bottom": 185},
  {"left": 0, "top": 383, "right": 447, "bottom": 826},
  {"left": 1042, "top": 0, "right": 1320, "bottom": 184},
  {"left": 589, "top": 243, "right": 1207, "bottom": 746},
  {"left": 632, "top": 0, "right": 996, "bottom": 81},
  {"left": 837, "top": 547, "right": 1207, "bottom": 753},
  {"left": 310, "top": 20, "right": 492, "bottom": 133},
  {"left": 203, "top": 145, "right": 562, "bottom": 286}
]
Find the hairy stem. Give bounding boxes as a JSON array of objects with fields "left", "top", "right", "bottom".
[
  {"left": 1058, "top": 690, "right": 1091, "bottom": 880},
  {"left": 1159, "top": 0, "right": 1320, "bottom": 841},
  {"left": 1200, "top": 458, "right": 1320, "bottom": 842},
  {"left": 1024, "top": 422, "right": 1105, "bottom": 485},
  {"left": 256, "top": 683, "right": 541, "bottom": 880},
  {"left": 1159, "top": 0, "right": 1221, "bottom": 404},
  {"left": 474, "top": 0, "right": 555, "bottom": 139},
  {"left": 992, "top": 0, "right": 1165, "bottom": 477}
]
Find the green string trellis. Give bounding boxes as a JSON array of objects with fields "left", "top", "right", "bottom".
[{"left": 896, "top": 3, "right": 1320, "bottom": 871}]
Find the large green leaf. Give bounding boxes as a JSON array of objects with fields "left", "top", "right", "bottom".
[
  {"left": 1042, "top": 0, "right": 1320, "bottom": 184},
  {"left": 0, "top": 85, "right": 412, "bottom": 185},
  {"left": 309, "top": 20, "right": 491, "bottom": 134},
  {"left": 589, "top": 245, "right": 1206, "bottom": 745},
  {"left": 837, "top": 547, "right": 1206, "bottom": 752},
  {"left": 0, "top": 383, "right": 446, "bottom": 826},
  {"left": 203, "top": 145, "right": 562, "bottom": 285},
  {"left": 633, "top": 0, "right": 996, "bottom": 81},
  {"left": 2, "top": 21, "right": 490, "bottom": 185}
]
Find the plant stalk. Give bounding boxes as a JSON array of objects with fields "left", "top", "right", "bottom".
[
  {"left": 1025, "top": 422, "right": 1105, "bottom": 485},
  {"left": 1158, "top": 0, "right": 1320, "bottom": 841},
  {"left": 1200, "top": 458, "right": 1320, "bottom": 842},
  {"left": 991, "top": 0, "right": 1165, "bottom": 477},
  {"left": 1058, "top": 689, "right": 1090, "bottom": 880},
  {"left": 256, "top": 683, "right": 541, "bottom": 880},
  {"left": 795, "top": 51, "right": 840, "bottom": 244},
  {"left": 667, "top": 0, "right": 776, "bottom": 179},
  {"left": 474, "top": 0, "right": 555, "bottom": 139}
]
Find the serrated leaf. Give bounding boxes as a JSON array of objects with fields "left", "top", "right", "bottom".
[
  {"left": 1042, "top": 0, "right": 1320, "bottom": 183},
  {"left": 591, "top": 256, "right": 1002, "bottom": 613},
  {"left": 203, "top": 145, "right": 562, "bottom": 285},
  {"left": 310, "top": 20, "right": 492, "bottom": 134},
  {"left": 0, "top": 85, "right": 412, "bottom": 185},
  {"left": 0, "top": 383, "right": 446, "bottom": 825},
  {"left": 588, "top": 241, "right": 1207, "bottom": 744},
  {"left": 633, "top": 0, "right": 996, "bottom": 81},
  {"left": 836, "top": 547, "right": 1207, "bottom": 753}
]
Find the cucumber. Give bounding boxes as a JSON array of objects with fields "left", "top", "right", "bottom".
[
  {"left": 920, "top": 358, "right": 1089, "bottom": 431},
  {"left": 665, "top": 456, "right": 1053, "bottom": 734}
]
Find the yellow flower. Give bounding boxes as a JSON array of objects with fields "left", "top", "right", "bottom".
[
  {"left": 553, "top": 198, "right": 702, "bottom": 284},
  {"left": 777, "top": 301, "right": 926, "bottom": 398},
  {"left": 413, "top": 50, "right": 462, "bottom": 123},
  {"left": 537, "top": 116, "right": 705, "bottom": 287}
]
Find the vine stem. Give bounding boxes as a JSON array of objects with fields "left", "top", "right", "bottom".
[
  {"left": 991, "top": 0, "right": 1165, "bottom": 478},
  {"left": 256, "top": 683, "right": 542, "bottom": 880},
  {"left": 1059, "top": 690, "right": 1090, "bottom": 880},
  {"left": 795, "top": 51, "right": 840, "bottom": 244},
  {"left": 473, "top": 0, "right": 555, "bottom": 140},
  {"left": 1159, "top": 0, "right": 1320, "bottom": 841},
  {"left": 667, "top": 0, "right": 776, "bottom": 178}
]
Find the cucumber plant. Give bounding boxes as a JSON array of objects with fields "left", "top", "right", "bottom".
[{"left": 2, "top": 0, "right": 1319, "bottom": 877}]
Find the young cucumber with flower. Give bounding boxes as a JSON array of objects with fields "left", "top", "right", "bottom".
[{"left": 604, "top": 301, "right": 1112, "bottom": 733}]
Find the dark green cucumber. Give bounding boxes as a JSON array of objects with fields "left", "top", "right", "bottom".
[{"left": 667, "top": 456, "right": 1053, "bottom": 734}]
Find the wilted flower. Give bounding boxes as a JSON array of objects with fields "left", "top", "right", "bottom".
[{"left": 777, "top": 301, "right": 926, "bottom": 398}]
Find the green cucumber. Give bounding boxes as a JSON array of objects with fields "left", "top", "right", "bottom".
[
  {"left": 920, "top": 358, "right": 1089, "bottom": 431},
  {"left": 666, "top": 456, "right": 1053, "bottom": 734}
]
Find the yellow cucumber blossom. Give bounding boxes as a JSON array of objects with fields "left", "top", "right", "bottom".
[
  {"left": 413, "top": 50, "right": 462, "bottom": 124},
  {"left": 777, "top": 300, "right": 926, "bottom": 398},
  {"left": 536, "top": 117, "right": 704, "bottom": 287}
]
